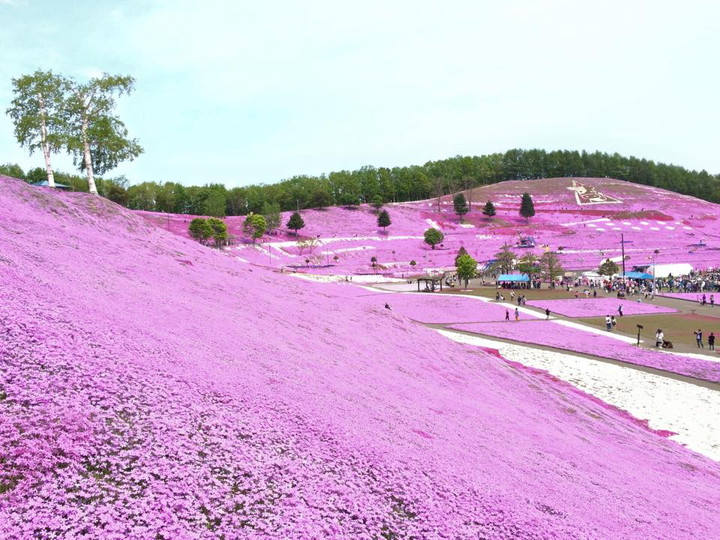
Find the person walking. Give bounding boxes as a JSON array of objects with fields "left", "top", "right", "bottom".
[
  {"left": 711, "top": 294, "right": 715, "bottom": 308},
  {"left": 611, "top": 315, "right": 617, "bottom": 330},
  {"left": 514, "top": 307, "right": 519, "bottom": 321},
  {"left": 605, "top": 315, "right": 612, "bottom": 331},
  {"left": 694, "top": 329, "right": 704, "bottom": 348},
  {"left": 709, "top": 332, "right": 716, "bottom": 350},
  {"left": 545, "top": 308, "right": 551, "bottom": 320},
  {"left": 618, "top": 304, "right": 624, "bottom": 317},
  {"left": 505, "top": 309, "right": 510, "bottom": 321},
  {"left": 655, "top": 329, "right": 664, "bottom": 348}
]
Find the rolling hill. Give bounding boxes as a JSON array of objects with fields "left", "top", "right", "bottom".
[
  {"left": 140, "top": 177, "right": 720, "bottom": 278},
  {"left": 1, "top": 174, "right": 720, "bottom": 538}
]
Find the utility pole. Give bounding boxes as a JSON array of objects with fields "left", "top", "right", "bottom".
[
  {"left": 652, "top": 249, "right": 659, "bottom": 296},
  {"left": 621, "top": 233, "right": 626, "bottom": 290}
]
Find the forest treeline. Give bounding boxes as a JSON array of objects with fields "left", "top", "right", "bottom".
[{"left": 3, "top": 149, "right": 719, "bottom": 217}]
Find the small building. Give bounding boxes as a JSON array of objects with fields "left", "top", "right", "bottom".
[
  {"left": 32, "top": 180, "right": 72, "bottom": 191},
  {"left": 417, "top": 276, "right": 444, "bottom": 293},
  {"left": 516, "top": 236, "right": 536, "bottom": 248}
]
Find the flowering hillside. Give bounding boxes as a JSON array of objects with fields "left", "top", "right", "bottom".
[
  {"left": 140, "top": 177, "right": 720, "bottom": 279},
  {"left": 2, "top": 175, "right": 720, "bottom": 539}
]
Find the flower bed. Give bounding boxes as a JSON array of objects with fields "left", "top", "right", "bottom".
[
  {"left": 366, "top": 294, "right": 531, "bottom": 323},
  {"left": 525, "top": 298, "right": 677, "bottom": 317},
  {"left": 448, "top": 320, "right": 720, "bottom": 383}
]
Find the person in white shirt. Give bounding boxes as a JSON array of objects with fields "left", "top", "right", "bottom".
[{"left": 655, "top": 329, "right": 664, "bottom": 348}]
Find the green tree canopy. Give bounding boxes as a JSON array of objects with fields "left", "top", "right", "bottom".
[
  {"left": 519, "top": 192, "right": 535, "bottom": 221},
  {"left": 540, "top": 251, "right": 564, "bottom": 286},
  {"left": 454, "top": 246, "right": 468, "bottom": 265},
  {"left": 202, "top": 186, "right": 227, "bottom": 217},
  {"left": 0, "top": 163, "right": 26, "bottom": 180},
  {"left": 482, "top": 200, "right": 496, "bottom": 218},
  {"left": 262, "top": 201, "right": 281, "bottom": 234},
  {"left": 424, "top": 228, "right": 444, "bottom": 250},
  {"left": 287, "top": 211, "right": 305, "bottom": 236},
  {"left": 188, "top": 218, "right": 213, "bottom": 244},
  {"left": 207, "top": 217, "right": 229, "bottom": 246},
  {"left": 377, "top": 209, "right": 391, "bottom": 231},
  {"left": 6, "top": 70, "right": 67, "bottom": 187},
  {"left": 371, "top": 194, "right": 384, "bottom": 213},
  {"left": 453, "top": 193, "right": 469, "bottom": 221},
  {"left": 517, "top": 253, "right": 540, "bottom": 280},
  {"left": 64, "top": 73, "right": 143, "bottom": 196},
  {"left": 243, "top": 213, "right": 266, "bottom": 243},
  {"left": 492, "top": 244, "right": 517, "bottom": 274},
  {"left": 598, "top": 258, "right": 620, "bottom": 277},
  {"left": 456, "top": 253, "right": 478, "bottom": 288}
]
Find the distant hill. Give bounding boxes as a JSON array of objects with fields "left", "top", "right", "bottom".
[
  {"left": 141, "top": 177, "right": 720, "bottom": 275},
  {"left": 4, "top": 149, "right": 719, "bottom": 216}
]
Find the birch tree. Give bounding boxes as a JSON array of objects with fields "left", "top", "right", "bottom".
[
  {"left": 64, "top": 74, "right": 143, "bottom": 195},
  {"left": 6, "top": 70, "right": 67, "bottom": 187}
]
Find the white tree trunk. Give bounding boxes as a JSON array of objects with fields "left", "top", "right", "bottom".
[
  {"left": 81, "top": 115, "right": 98, "bottom": 195},
  {"left": 38, "top": 97, "right": 55, "bottom": 187}
]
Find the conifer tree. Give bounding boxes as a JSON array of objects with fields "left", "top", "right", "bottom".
[
  {"left": 519, "top": 192, "right": 535, "bottom": 222},
  {"left": 377, "top": 209, "right": 391, "bottom": 231},
  {"left": 482, "top": 201, "right": 496, "bottom": 218},
  {"left": 453, "top": 193, "right": 469, "bottom": 221},
  {"left": 287, "top": 211, "right": 305, "bottom": 236}
]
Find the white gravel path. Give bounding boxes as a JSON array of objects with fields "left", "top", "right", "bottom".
[{"left": 437, "top": 330, "right": 720, "bottom": 461}]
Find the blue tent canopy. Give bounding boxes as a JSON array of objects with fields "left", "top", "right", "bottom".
[
  {"left": 497, "top": 273, "right": 529, "bottom": 282},
  {"left": 623, "top": 271, "right": 653, "bottom": 280},
  {"left": 32, "top": 180, "right": 71, "bottom": 190}
]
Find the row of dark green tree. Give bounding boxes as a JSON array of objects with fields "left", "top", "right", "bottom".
[{"left": 4, "top": 149, "right": 719, "bottom": 216}]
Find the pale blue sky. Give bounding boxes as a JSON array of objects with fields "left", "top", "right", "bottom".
[{"left": 1, "top": 0, "right": 718, "bottom": 187}]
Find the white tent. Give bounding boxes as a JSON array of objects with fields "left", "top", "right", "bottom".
[{"left": 651, "top": 263, "right": 693, "bottom": 278}]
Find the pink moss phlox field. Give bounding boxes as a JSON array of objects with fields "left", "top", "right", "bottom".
[
  {"left": 525, "top": 298, "right": 677, "bottom": 318},
  {"left": 448, "top": 321, "right": 720, "bottom": 383},
  {"left": 141, "top": 177, "right": 720, "bottom": 277},
  {"left": 357, "top": 294, "right": 519, "bottom": 323},
  {"left": 2, "top": 176, "right": 720, "bottom": 538}
]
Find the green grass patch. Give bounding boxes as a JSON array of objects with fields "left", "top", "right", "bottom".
[{"left": 577, "top": 312, "right": 720, "bottom": 348}]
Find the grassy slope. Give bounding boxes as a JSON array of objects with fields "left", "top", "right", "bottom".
[{"left": 1, "top": 175, "right": 720, "bottom": 538}]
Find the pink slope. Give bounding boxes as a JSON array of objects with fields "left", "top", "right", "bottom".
[
  {"left": 1, "top": 175, "right": 720, "bottom": 539},
  {"left": 146, "top": 177, "right": 720, "bottom": 277}
]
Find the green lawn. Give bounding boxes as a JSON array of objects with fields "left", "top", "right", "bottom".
[
  {"left": 577, "top": 313, "right": 720, "bottom": 349},
  {"left": 442, "top": 286, "right": 608, "bottom": 302}
]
